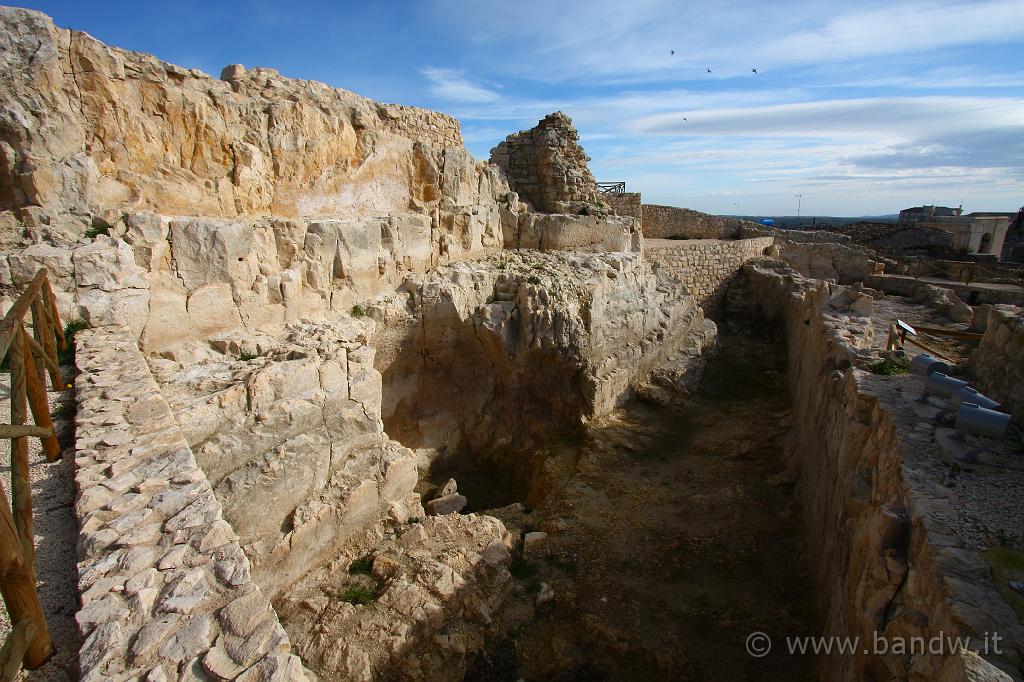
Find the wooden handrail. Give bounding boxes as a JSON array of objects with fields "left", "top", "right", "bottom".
[
  {"left": 0, "top": 268, "right": 64, "bottom": 673},
  {"left": 0, "top": 271, "right": 47, "bottom": 366}
]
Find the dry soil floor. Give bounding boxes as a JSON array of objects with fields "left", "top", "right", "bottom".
[
  {"left": 475, "top": 334, "right": 819, "bottom": 681},
  {"left": 0, "top": 372, "right": 80, "bottom": 681}
]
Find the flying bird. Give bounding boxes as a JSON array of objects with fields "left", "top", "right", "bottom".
[
  {"left": 706, "top": 68, "right": 712, "bottom": 74},
  {"left": 670, "top": 50, "right": 675, "bottom": 55},
  {"left": 751, "top": 68, "right": 758, "bottom": 74},
  {"left": 683, "top": 117, "right": 687, "bottom": 122}
]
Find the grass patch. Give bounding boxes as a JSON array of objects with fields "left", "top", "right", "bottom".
[
  {"left": 350, "top": 304, "right": 365, "bottom": 318},
  {"left": 339, "top": 583, "right": 380, "bottom": 606},
  {"left": 82, "top": 224, "right": 110, "bottom": 240},
  {"left": 868, "top": 358, "right": 910, "bottom": 376},
  {"left": 526, "top": 276, "right": 541, "bottom": 286},
  {"left": 348, "top": 556, "right": 374, "bottom": 575},
  {"left": 237, "top": 352, "right": 258, "bottom": 362},
  {"left": 58, "top": 319, "right": 89, "bottom": 367}
]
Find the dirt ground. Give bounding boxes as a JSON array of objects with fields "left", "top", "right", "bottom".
[
  {"left": 473, "top": 335, "right": 819, "bottom": 681},
  {"left": 0, "top": 371, "right": 80, "bottom": 681},
  {"left": 867, "top": 294, "right": 974, "bottom": 364}
]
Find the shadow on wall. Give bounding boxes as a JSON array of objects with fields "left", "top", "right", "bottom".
[{"left": 378, "top": 281, "right": 589, "bottom": 496}]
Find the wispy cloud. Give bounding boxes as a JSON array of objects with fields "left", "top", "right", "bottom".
[
  {"left": 631, "top": 96, "right": 1024, "bottom": 138},
  {"left": 430, "top": 0, "right": 1024, "bottom": 85},
  {"left": 421, "top": 67, "right": 501, "bottom": 103},
  {"left": 420, "top": 0, "right": 1024, "bottom": 213}
]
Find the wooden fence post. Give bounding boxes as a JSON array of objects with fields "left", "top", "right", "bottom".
[
  {"left": 0, "top": 324, "right": 52, "bottom": 668},
  {"left": 21, "top": 332, "right": 60, "bottom": 463},
  {"left": 30, "top": 298, "right": 60, "bottom": 390},
  {"left": 41, "top": 278, "right": 65, "bottom": 354}
]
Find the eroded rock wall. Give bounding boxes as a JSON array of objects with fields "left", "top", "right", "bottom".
[
  {"left": 0, "top": 7, "right": 479, "bottom": 222},
  {"left": 0, "top": 5, "right": 530, "bottom": 338},
  {"left": 375, "top": 250, "right": 714, "bottom": 481},
  {"left": 726, "top": 262, "right": 1020, "bottom": 681},
  {"left": 149, "top": 317, "right": 422, "bottom": 598},
  {"left": 73, "top": 327, "right": 310, "bottom": 681},
  {"left": 969, "top": 304, "right": 1024, "bottom": 426}
]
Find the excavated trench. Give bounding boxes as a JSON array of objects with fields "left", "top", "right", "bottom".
[
  {"left": 389, "top": 332, "right": 821, "bottom": 680},
  {"left": 146, "top": 255, "right": 833, "bottom": 680}
]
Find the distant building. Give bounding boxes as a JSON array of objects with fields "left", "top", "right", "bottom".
[
  {"left": 899, "top": 205, "right": 963, "bottom": 224},
  {"left": 898, "top": 205, "right": 1009, "bottom": 258}
]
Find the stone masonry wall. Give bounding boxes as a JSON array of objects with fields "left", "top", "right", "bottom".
[
  {"left": 969, "top": 305, "right": 1024, "bottom": 426},
  {"left": 489, "top": 112, "right": 607, "bottom": 215},
  {"left": 604, "top": 193, "right": 642, "bottom": 222},
  {"left": 374, "top": 103, "right": 462, "bottom": 149},
  {"left": 641, "top": 205, "right": 758, "bottom": 239},
  {"left": 644, "top": 237, "right": 773, "bottom": 314},
  {"left": 73, "top": 326, "right": 308, "bottom": 681}
]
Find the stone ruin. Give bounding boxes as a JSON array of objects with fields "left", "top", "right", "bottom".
[
  {"left": 489, "top": 112, "right": 609, "bottom": 216},
  {"left": 0, "top": 6, "right": 1022, "bottom": 682}
]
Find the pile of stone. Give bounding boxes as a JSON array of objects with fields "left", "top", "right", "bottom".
[
  {"left": 426, "top": 478, "right": 467, "bottom": 515},
  {"left": 277, "top": 514, "right": 513, "bottom": 681}
]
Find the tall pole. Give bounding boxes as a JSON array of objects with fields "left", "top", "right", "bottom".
[{"left": 795, "top": 194, "right": 803, "bottom": 218}]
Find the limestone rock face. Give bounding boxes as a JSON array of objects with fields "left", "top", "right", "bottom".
[
  {"left": 490, "top": 112, "right": 609, "bottom": 215},
  {"left": 150, "top": 317, "right": 418, "bottom": 598},
  {"left": 509, "top": 213, "right": 642, "bottom": 253},
  {"left": 914, "top": 282, "right": 973, "bottom": 323},
  {"left": 0, "top": 7, "right": 513, "bottom": 227},
  {"left": 377, "top": 250, "right": 714, "bottom": 474}
]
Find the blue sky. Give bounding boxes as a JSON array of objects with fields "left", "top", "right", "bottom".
[{"left": 20, "top": 0, "right": 1024, "bottom": 216}]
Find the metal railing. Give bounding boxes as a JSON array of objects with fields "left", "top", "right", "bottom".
[
  {"left": 0, "top": 269, "right": 66, "bottom": 675},
  {"left": 597, "top": 182, "right": 626, "bottom": 194}
]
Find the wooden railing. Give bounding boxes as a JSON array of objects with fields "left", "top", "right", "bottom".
[
  {"left": 597, "top": 182, "right": 626, "bottom": 194},
  {"left": 0, "top": 269, "right": 66, "bottom": 674},
  {"left": 908, "top": 257, "right": 1024, "bottom": 288}
]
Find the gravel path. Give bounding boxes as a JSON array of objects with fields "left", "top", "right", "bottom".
[{"left": 0, "top": 370, "right": 80, "bottom": 681}]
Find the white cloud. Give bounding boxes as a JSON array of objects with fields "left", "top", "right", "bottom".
[{"left": 421, "top": 67, "right": 501, "bottom": 103}]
